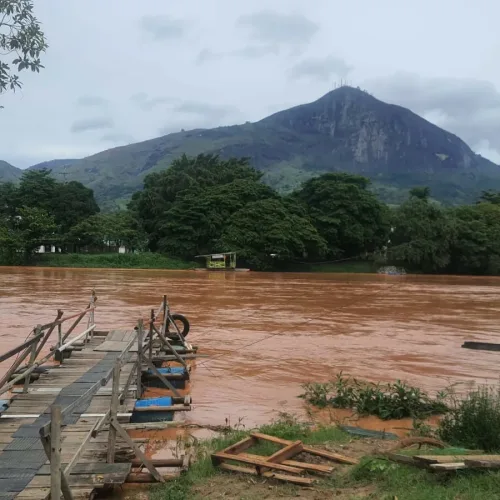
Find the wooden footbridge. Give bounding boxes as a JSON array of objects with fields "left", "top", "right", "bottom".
[{"left": 0, "top": 292, "right": 195, "bottom": 500}]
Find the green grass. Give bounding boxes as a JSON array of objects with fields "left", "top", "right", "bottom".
[
  {"left": 344, "top": 457, "right": 500, "bottom": 500},
  {"left": 150, "top": 413, "right": 500, "bottom": 500},
  {"left": 31, "top": 252, "right": 195, "bottom": 270}
]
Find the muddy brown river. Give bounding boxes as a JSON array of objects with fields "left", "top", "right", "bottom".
[{"left": 1, "top": 267, "right": 500, "bottom": 429}]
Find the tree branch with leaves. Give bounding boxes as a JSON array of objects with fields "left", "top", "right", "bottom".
[{"left": 0, "top": 0, "right": 47, "bottom": 97}]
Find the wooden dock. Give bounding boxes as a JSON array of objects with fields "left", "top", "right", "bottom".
[{"left": 0, "top": 293, "right": 195, "bottom": 500}]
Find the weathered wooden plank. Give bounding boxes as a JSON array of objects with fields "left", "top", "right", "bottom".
[
  {"left": 219, "top": 463, "right": 314, "bottom": 485},
  {"left": 212, "top": 452, "right": 302, "bottom": 474},
  {"left": 464, "top": 459, "right": 500, "bottom": 469},
  {"left": 267, "top": 441, "right": 303, "bottom": 463},
  {"left": 430, "top": 462, "right": 466, "bottom": 470},
  {"left": 283, "top": 460, "right": 334, "bottom": 473},
  {"left": 415, "top": 454, "right": 500, "bottom": 465},
  {"left": 221, "top": 436, "right": 256, "bottom": 455}
]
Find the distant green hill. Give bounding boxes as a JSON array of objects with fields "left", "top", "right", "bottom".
[
  {"left": 0, "top": 160, "right": 22, "bottom": 183},
  {"left": 5, "top": 86, "right": 500, "bottom": 209}
]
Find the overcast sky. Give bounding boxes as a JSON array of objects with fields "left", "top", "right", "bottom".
[{"left": 1, "top": 0, "right": 499, "bottom": 168}]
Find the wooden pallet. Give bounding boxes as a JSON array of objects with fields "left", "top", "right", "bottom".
[{"left": 211, "top": 432, "right": 358, "bottom": 485}]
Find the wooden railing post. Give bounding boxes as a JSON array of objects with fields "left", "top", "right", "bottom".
[
  {"left": 136, "top": 319, "right": 143, "bottom": 399},
  {"left": 57, "top": 320, "right": 63, "bottom": 366},
  {"left": 50, "top": 405, "right": 62, "bottom": 500},
  {"left": 149, "top": 309, "right": 154, "bottom": 362},
  {"left": 23, "top": 325, "right": 41, "bottom": 394},
  {"left": 107, "top": 363, "right": 120, "bottom": 464},
  {"left": 162, "top": 295, "right": 168, "bottom": 335}
]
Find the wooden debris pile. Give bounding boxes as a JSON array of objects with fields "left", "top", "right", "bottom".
[{"left": 211, "top": 432, "right": 358, "bottom": 485}]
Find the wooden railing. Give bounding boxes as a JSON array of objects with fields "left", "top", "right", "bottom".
[
  {"left": 42, "top": 295, "right": 192, "bottom": 499},
  {"left": 0, "top": 292, "right": 97, "bottom": 397}
]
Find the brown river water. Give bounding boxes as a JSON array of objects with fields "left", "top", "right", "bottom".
[{"left": 1, "top": 267, "right": 500, "bottom": 432}]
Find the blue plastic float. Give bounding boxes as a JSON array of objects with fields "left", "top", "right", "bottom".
[
  {"left": 143, "top": 366, "right": 188, "bottom": 390},
  {"left": 131, "top": 396, "right": 175, "bottom": 423}
]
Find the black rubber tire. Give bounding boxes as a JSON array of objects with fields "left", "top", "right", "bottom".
[{"left": 167, "top": 313, "right": 190, "bottom": 338}]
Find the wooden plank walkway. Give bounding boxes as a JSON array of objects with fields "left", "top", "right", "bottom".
[
  {"left": 0, "top": 330, "right": 143, "bottom": 500},
  {"left": 0, "top": 294, "right": 195, "bottom": 500}
]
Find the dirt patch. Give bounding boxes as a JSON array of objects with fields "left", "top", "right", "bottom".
[{"left": 190, "top": 474, "right": 375, "bottom": 500}]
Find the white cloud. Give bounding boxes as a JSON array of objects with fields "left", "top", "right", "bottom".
[{"left": 0, "top": 0, "right": 498, "bottom": 168}]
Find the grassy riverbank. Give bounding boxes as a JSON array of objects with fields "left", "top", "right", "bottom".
[
  {"left": 10, "top": 253, "right": 380, "bottom": 273},
  {"left": 152, "top": 414, "right": 500, "bottom": 500},
  {"left": 32, "top": 253, "right": 196, "bottom": 270}
]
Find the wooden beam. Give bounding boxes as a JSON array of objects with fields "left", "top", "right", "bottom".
[
  {"left": 65, "top": 420, "right": 100, "bottom": 474},
  {"left": 212, "top": 452, "right": 303, "bottom": 474},
  {"left": 110, "top": 418, "right": 164, "bottom": 483},
  {"left": 219, "top": 463, "right": 314, "bottom": 485},
  {"left": 151, "top": 323, "right": 188, "bottom": 368},
  {"left": 239, "top": 453, "right": 334, "bottom": 474},
  {"left": 0, "top": 331, "right": 43, "bottom": 363},
  {"left": 143, "top": 357, "right": 181, "bottom": 398},
  {"left": 464, "top": 459, "right": 500, "bottom": 469},
  {"left": 250, "top": 433, "right": 358, "bottom": 465},
  {"left": 220, "top": 436, "right": 257, "bottom": 456},
  {"left": 267, "top": 441, "right": 303, "bottom": 463},
  {"left": 130, "top": 458, "right": 183, "bottom": 467},
  {"left": 41, "top": 434, "right": 75, "bottom": 500}
]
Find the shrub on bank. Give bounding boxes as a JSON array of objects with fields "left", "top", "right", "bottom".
[
  {"left": 300, "top": 372, "right": 449, "bottom": 420},
  {"left": 438, "top": 385, "right": 500, "bottom": 452}
]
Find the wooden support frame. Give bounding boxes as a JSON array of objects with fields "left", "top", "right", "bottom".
[
  {"left": 212, "top": 432, "right": 358, "bottom": 484},
  {"left": 151, "top": 323, "right": 188, "bottom": 369},
  {"left": 106, "top": 359, "right": 165, "bottom": 483}
]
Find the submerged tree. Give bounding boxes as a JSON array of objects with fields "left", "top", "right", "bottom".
[{"left": 0, "top": 0, "right": 47, "bottom": 97}]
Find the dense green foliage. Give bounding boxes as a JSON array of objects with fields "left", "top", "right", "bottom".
[
  {"left": 300, "top": 372, "right": 448, "bottom": 420},
  {"left": 0, "top": 169, "right": 142, "bottom": 263},
  {"left": 2, "top": 154, "right": 500, "bottom": 274},
  {"left": 219, "top": 198, "right": 327, "bottom": 270},
  {"left": 387, "top": 188, "right": 500, "bottom": 274},
  {"left": 131, "top": 154, "right": 385, "bottom": 269},
  {"left": 293, "top": 173, "right": 390, "bottom": 258}
]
